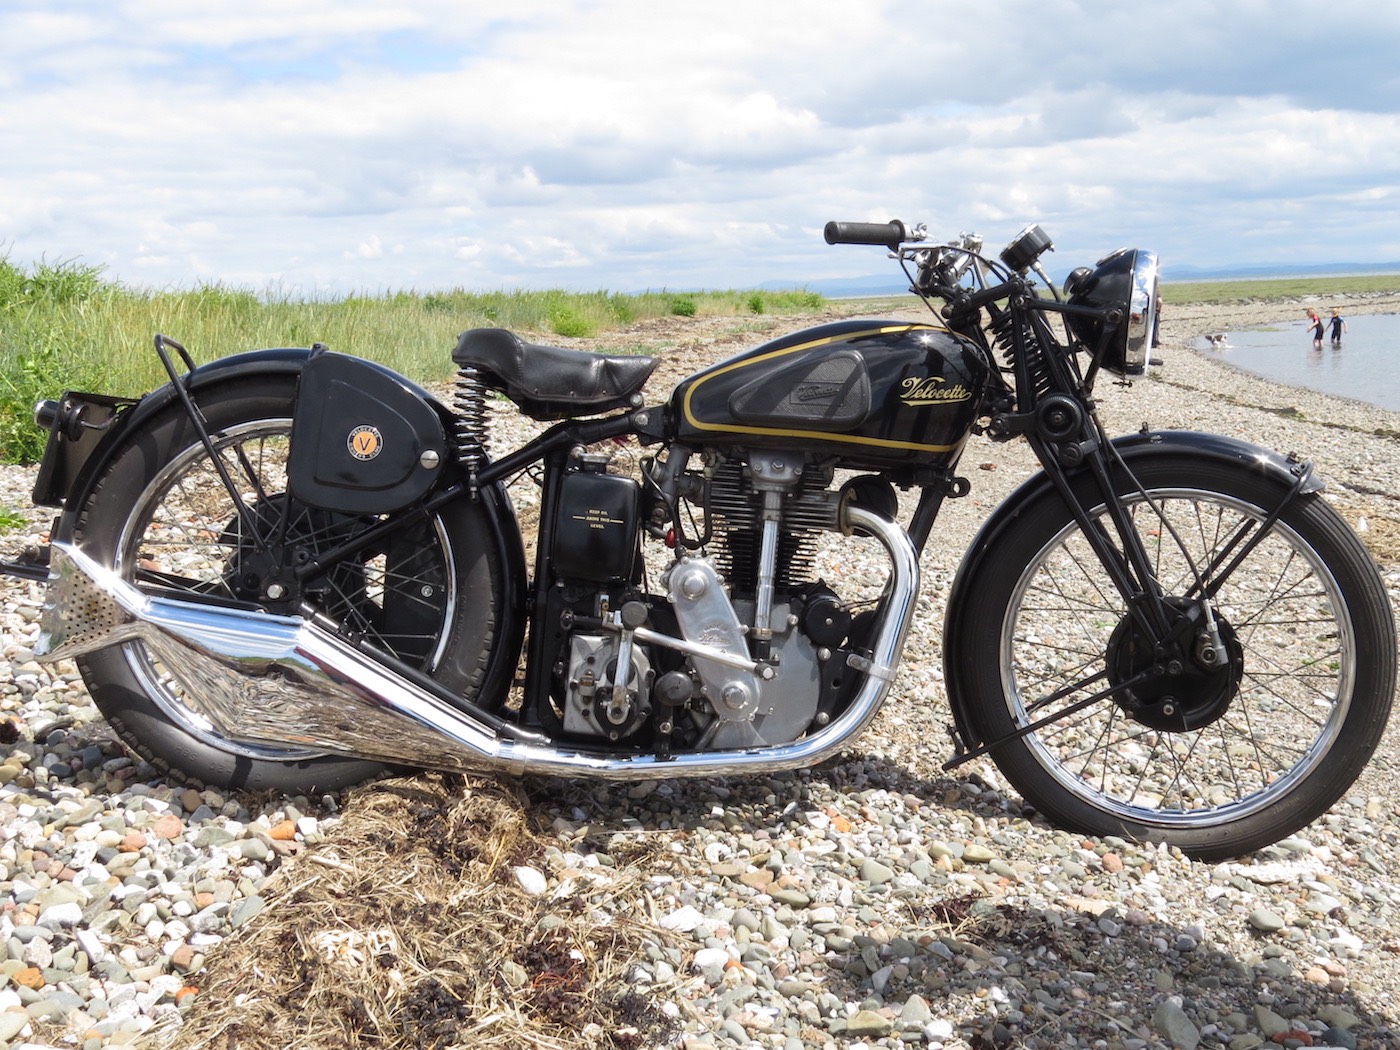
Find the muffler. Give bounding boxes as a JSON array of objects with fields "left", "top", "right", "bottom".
[
  {"left": 38, "top": 506, "right": 917, "bottom": 780},
  {"left": 40, "top": 543, "right": 510, "bottom": 770}
]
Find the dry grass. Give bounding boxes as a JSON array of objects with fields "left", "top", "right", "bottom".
[
  {"left": 161, "top": 773, "right": 676, "bottom": 1050},
  {"left": 1359, "top": 511, "right": 1400, "bottom": 565},
  {"left": 1331, "top": 499, "right": 1400, "bottom": 565}
]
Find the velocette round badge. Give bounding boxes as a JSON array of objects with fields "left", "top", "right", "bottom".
[{"left": 347, "top": 424, "right": 383, "bottom": 460}]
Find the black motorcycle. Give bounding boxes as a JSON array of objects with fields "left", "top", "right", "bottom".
[{"left": 8, "top": 220, "right": 1393, "bottom": 861}]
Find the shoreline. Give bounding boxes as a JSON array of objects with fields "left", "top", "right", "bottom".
[
  {"left": 1148, "top": 294, "right": 1400, "bottom": 487},
  {"left": 1163, "top": 291, "right": 1400, "bottom": 418},
  {"left": 1112, "top": 296, "right": 1400, "bottom": 564}
]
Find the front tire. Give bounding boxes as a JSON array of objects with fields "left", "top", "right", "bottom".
[
  {"left": 72, "top": 375, "right": 505, "bottom": 793},
  {"left": 953, "top": 455, "right": 1395, "bottom": 860}
]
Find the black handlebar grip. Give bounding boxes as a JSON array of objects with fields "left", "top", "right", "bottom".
[{"left": 824, "top": 220, "right": 907, "bottom": 248}]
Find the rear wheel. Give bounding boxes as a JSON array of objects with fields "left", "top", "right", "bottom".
[
  {"left": 73, "top": 376, "right": 505, "bottom": 792},
  {"left": 954, "top": 455, "right": 1395, "bottom": 860}
]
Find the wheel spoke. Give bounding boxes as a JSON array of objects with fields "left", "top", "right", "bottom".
[
  {"left": 1002, "top": 486, "right": 1354, "bottom": 831},
  {"left": 112, "top": 416, "right": 458, "bottom": 761}
]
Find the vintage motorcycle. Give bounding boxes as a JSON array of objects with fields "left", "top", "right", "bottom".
[{"left": 7, "top": 220, "right": 1394, "bottom": 861}]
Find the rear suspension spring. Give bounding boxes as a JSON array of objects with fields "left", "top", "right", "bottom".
[{"left": 453, "top": 366, "right": 490, "bottom": 472}]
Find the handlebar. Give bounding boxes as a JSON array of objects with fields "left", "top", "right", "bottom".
[
  {"left": 823, "top": 220, "right": 909, "bottom": 249},
  {"left": 824, "top": 220, "right": 1035, "bottom": 318}
]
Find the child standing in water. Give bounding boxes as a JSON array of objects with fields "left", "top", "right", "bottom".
[
  {"left": 1307, "top": 308, "right": 1325, "bottom": 348},
  {"left": 1329, "top": 308, "right": 1348, "bottom": 344}
]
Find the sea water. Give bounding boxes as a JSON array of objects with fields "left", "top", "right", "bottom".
[{"left": 1197, "top": 313, "right": 1400, "bottom": 413}]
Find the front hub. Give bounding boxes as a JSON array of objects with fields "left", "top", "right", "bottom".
[{"left": 1106, "top": 597, "right": 1244, "bottom": 732}]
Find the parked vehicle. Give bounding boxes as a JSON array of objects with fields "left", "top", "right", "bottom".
[{"left": 7, "top": 220, "right": 1393, "bottom": 861}]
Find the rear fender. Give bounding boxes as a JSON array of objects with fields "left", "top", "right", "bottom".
[
  {"left": 48, "top": 348, "right": 312, "bottom": 540},
  {"left": 939, "top": 430, "right": 1323, "bottom": 757},
  {"left": 46, "top": 346, "right": 528, "bottom": 712},
  {"left": 49, "top": 348, "right": 479, "bottom": 535}
]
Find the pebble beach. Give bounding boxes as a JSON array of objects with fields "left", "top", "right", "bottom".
[{"left": 1, "top": 294, "right": 1399, "bottom": 1049}]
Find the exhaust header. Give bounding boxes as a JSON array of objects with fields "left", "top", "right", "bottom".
[{"left": 39, "top": 509, "right": 917, "bottom": 780}]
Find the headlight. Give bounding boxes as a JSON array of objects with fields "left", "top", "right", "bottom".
[{"left": 1065, "top": 248, "right": 1159, "bottom": 376}]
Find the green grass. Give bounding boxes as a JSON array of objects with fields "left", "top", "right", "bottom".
[
  {"left": 0, "top": 256, "right": 828, "bottom": 464},
  {"left": 1161, "top": 273, "right": 1400, "bottom": 305},
  {"left": 4, "top": 252, "right": 1397, "bottom": 466}
]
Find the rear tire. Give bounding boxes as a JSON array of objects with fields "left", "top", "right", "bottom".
[
  {"left": 72, "top": 375, "right": 505, "bottom": 793},
  {"left": 952, "top": 455, "right": 1395, "bottom": 860}
]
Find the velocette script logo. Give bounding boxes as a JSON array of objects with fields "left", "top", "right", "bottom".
[
  {"left": 794, "top": 383, "right": 842, "bottom": 403},
  {"left": 347, "top": 424, "right": 383, "bottom": 461},
  {"left": 899, "top": 376, "right": 972, "bottom": 406}
]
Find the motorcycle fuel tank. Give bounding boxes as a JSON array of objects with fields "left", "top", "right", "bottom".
[{"left": 671, "top": 320, "right": 989, "bottom": 469}]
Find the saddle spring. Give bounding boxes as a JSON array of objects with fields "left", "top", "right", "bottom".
[{"left": 452, "top": 365, "right": 490, "bottom": 473}]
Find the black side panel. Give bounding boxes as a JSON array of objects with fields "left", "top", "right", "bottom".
[
  {"left": 552, "top": 469, "right": 642, "bottom": 584},
  {"left": 288, "top": 352, "right": 448, "bottom": 514}
]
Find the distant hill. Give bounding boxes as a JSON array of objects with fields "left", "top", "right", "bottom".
[
  {"left": 775, "top": 261, "right": 1400, "bottom": 299},
  {"left": 1161, "top": 261, "right": 1400, "bottom": 282}
]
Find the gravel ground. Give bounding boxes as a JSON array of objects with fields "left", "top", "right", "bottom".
[{"left": 1, "top": 293, "right": 1399, "bottom": 1049}]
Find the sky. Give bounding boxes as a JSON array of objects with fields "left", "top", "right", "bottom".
[{"left": 2, "top": 1, "right": 1399, "bottom": 297}]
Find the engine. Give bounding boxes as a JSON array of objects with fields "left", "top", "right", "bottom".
[
  {"left": 704, "top": 454, "right": 837, "bottom": 594},
  {"left": 559, "top": 631, "right": 653, "bottom": 740},
  {"left": 546, "top": 445, "right": 873, "bottom": 752}
]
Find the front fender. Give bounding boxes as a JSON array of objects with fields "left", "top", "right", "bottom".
[{"left": 939, "top": 430, "right": 1322, "bottom": 756}]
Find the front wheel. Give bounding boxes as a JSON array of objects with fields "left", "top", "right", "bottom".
[
  {"left": 952, "top": 455, "right": 1395, "bottom": 860},
  {"left": 71, "top": 375, "right": 507, "bottom": 793}
]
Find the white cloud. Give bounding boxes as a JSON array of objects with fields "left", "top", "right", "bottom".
[
  {"left": 0, "top": 0, "right": 1397, "bottom": 295},
  {"left": 350, "top": 235, "right": 385, "bottom": 260}
]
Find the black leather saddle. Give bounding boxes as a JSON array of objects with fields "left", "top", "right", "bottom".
[{"left": 452, "top": 328, "right": 659, "bottom": 421}]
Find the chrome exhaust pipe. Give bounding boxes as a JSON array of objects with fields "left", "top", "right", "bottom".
[{"left": 38, "top": 505, "right": 918, "bottom": 780}]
